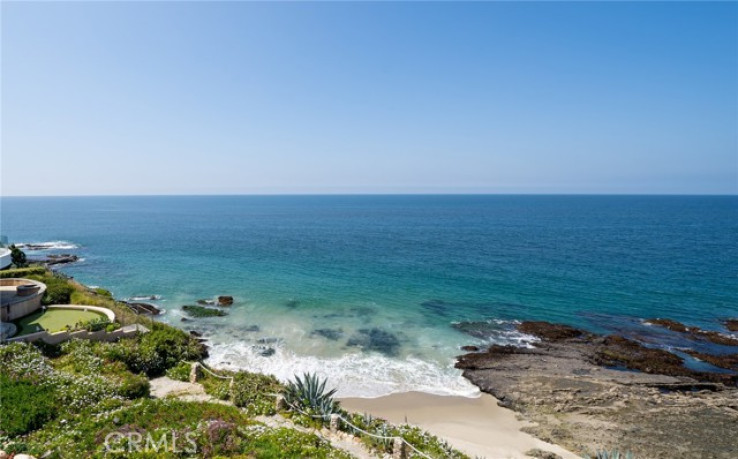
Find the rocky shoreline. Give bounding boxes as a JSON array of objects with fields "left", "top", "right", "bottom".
[{"left": 456, "top": 320, "right": 738, "bottom": 458}]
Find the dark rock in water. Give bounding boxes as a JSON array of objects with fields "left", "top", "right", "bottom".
[
  {"left": 346, "top": 328, "right": 400, "bottom": 357},
  {"left": 218, "top": 296, "right": 234, "bottom": 306},
  {"left": 39, "top": 254, "right": 79, "bottom": 266},
  {"left": 181, "top": 317, "right": 190, "bottom": 322},
  {"left": 592, "top": 335, "right": 687, "bottom": 375},
  {"left": 182, "top": 305, "right": 228, "bottom": 318},
  {"left": 695, "top": 329, "right": 738, "bottom": 347},
  {"left": 725, "top": 319, "right": 738, "bottom": 332},
  {"left": 285, "top": 299, "right": 300, "bottom": 309},
  {"left": 256, "top": 337, "right": 279, "bottom": 344},
  {"left": 452, "top": 320, "right": 502, "bottom": 340},
  {"left": 189, "top": 330, "right": 203, "bottom": 337},
  {"left": 518, "top": 321, "right": 591, "bottom": 342},
  {"left": 644, "top": 318, "right": 738, "bottom": 347},
  {"left": 684, "top": 350, "right": 738, "bottom": 371},
  {"left": 645, "top": 318, "right": 689, "bottom": 333},
  {"left": 461, "top": 345, "right": 480, "bottom": 352},
  {"left": 127, "top": 302, "right": 162, "bottom": 316},
  {"left": 197, "top": 299, "right": 216, "bottom": 306},
  {"left": 311, "top": 328, "right": 344, "bottom": 341},
  {"left": 456, "top": 344, "right": 530, "bottom": 370},
  {"left": 257, "top": 347, "right": 275, "bottom": 357},
  {"left": 244, "top": 325, "right": 260, "bottom": 332}
]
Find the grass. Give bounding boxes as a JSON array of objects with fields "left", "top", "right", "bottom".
[
  {"left": 0, "top": 265, "right": 46, "bottom": 279},
  {"left": 15, "top": 308, "right": 107, "bottom": 335}
]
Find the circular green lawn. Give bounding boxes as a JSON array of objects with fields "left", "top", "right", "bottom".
[{"left": 15, "top": 308, "right": 106, "bottom": 335}]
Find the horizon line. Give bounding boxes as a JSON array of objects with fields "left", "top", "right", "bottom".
[{"left": 2, "top": 192, "right": 737, "bottom": 198}]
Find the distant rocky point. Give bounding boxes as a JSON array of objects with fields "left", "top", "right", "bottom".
[{"left": 457, "top": 320, "right": 738, "bottom": 458}]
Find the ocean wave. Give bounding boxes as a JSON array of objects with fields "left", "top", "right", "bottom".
[
  {"left": 451, "top": 318, "right": 539, "bottom": 348},
  {"left": 129, "top": 295, "right": 162, "bottom": 301},
  {"left": 206, "top": 341, "right": 480, "bottom": 399},
  {"left": 16, "top": 241, "right": 79, "bottom": 250}
]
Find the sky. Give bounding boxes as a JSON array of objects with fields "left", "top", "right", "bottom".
[{"left": 1, "top": 2, "right": 737, "bottom": 196}]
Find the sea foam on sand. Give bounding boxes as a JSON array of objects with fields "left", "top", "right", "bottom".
[{"left": 206, "top": 341, "right": 479, "bottom": 398}]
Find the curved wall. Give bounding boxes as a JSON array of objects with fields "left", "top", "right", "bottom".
[
  {"left": 0, "top": 278, "right": 47, "bottom": 321},
  {"left": 0, "top": 248, "right": 11, "bottom": 270}
]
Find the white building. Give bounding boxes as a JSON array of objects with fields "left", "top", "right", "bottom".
[{"left": 0, "top": 247, "right": 12, "bottom": 270}]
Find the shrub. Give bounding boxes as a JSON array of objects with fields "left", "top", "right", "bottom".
[
  {"left": 0, "top": 374, "right": 57, "bottom": 436},
  {"left": 94, "top": 287, "right": 113, "bottom": 298},
  {"left": 203, "top": 377, "right": 232, "bottom": 401},
  {"left": 232, "top": 371, "right": 283, "bottom": 414},
  {"left": 116, "top": 373, "right": 150, "bottom": 399},
  {"left": 80, "top": 316, "right": 111, "bottom": 332},
  {"left": 106, "top": 326, "right": 206, "bottom": 376},
  {"left": 105, "top": 322, "right": 121, "bottom": 332},
  {"left": 166, "top": 361, "right": 192, "bottom": 382},
  {"left": 9, "top": 244, "right": 28, "bottom": 268},
  {"left": 27, "top": 274, "right": 74, "bottom": 305}
]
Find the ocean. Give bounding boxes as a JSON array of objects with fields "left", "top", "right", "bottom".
[{"left": 1, "top": 195, "right": 736, "bottom": 396}]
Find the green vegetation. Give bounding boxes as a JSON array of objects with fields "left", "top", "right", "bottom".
[
  {"left": 0, "top": 373, "right": 56, "bottom": 436},
  {"left": 197, "top": 365, "right": 284, "bottom": 416},
  {"left": 165, "top": 361, "right": 192, "bottom": 381},
  {"left": 27, "top": 272, "right": 75, "bottom": 305},
  {"left": 9, "top": 244, "right": 28, "bottom": 268},
  {"left": 94, "top": 287, "right": 113, "bottom": 297},
  {"left": 284, "top": 372, "right": 338, "bottom": 416},
  {"left": 182, "top": 305, "right": 228, "bottom": 318},
  {"left": 231, "top": 371, "right": 283, "bottom": 415},
  {"left": 104, "top": 324, "right": 207, "bottom": 377},
  {"left": 0, "top": 265, "right": 46, "bottom": 279},
  {"left": 0, "top": 341, "right": 352, "bottom": 458},
  {"left": 14, "top": 308, "right": 108, "bottom": 335}
]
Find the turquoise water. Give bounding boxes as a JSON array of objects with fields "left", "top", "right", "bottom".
[{"left": 1, "top": 195, "right": 736, "bottom": 396}]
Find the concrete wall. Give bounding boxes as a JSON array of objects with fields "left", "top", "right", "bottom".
[
  {"left": 0, "top": 278, "right": 46, "bottom": 321},
  {"left": 6, "top": 324, "right": 146, "bottom": 345}
]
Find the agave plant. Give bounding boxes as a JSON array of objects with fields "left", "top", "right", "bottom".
[
  {"left": 283, "top": 372, "right": 338, "bottom": 416},
  {"left": 583, "top": 450, "right": 634, "bottom": 459}
]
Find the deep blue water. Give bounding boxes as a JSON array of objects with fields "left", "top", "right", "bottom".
[{"left": 1, "top": 195, "right": 736, "bottom": 396}]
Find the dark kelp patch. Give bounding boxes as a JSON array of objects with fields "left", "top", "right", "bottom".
[{"left": 346, "top": 328, "right": 400, "bottom": 356}]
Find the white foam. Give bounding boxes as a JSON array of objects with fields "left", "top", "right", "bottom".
[
  {"left": 206, "top": 341, "right": 480, "bottom": 399},
  {"left": 129, "top": 295, "right": 162, "bottom": 301},
  {"left": 16, "top": 241, "right": 79, "bottom": 250}
]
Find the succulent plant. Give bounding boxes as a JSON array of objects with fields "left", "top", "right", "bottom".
[{"left": 283, "top": 372, "right": 338, "bottom": 416}]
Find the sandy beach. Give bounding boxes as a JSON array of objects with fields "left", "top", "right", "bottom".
[{"left": 340, "top": 392, "right": 578, "bottom": 459}]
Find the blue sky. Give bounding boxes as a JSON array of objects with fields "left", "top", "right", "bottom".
[{"left": 2, "top": 2, "right": 736, "bottom": 196}]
